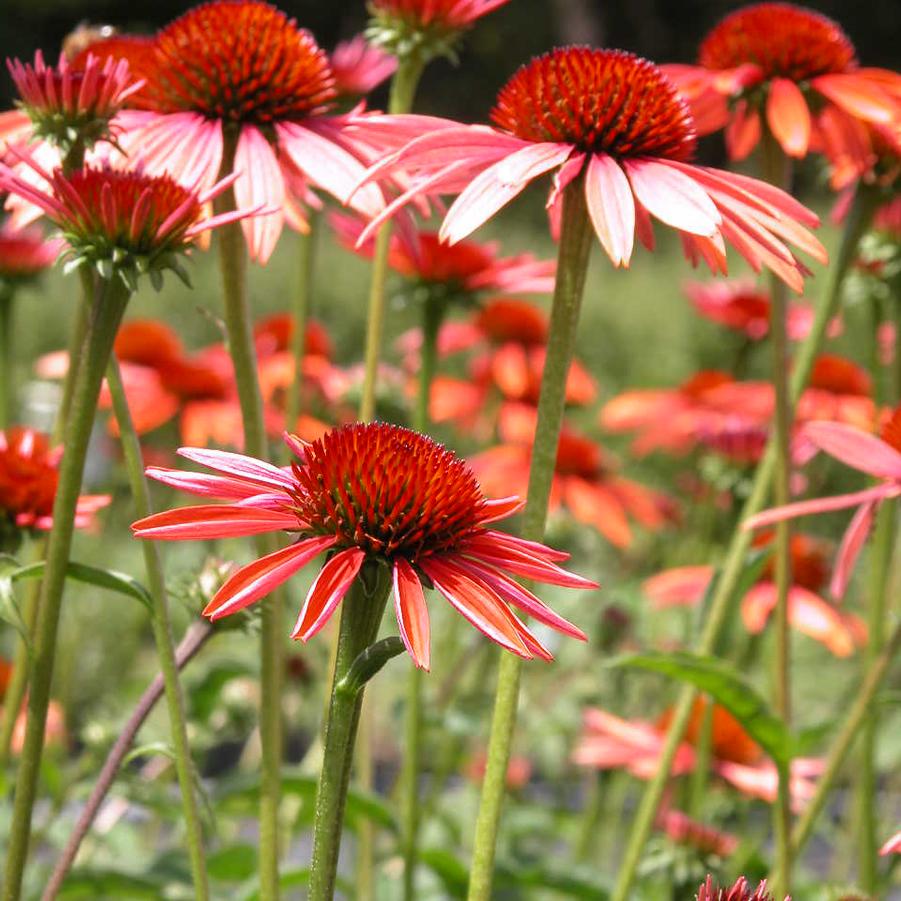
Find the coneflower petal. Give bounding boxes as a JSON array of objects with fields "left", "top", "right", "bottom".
[
  {"left": 393, "top": 558, "right": 431, "bottom": 670},
  {"left": 292, "top": 547, "right": 366, "bottom": 641}
]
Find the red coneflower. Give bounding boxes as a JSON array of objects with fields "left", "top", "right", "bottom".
[
  {"left": 696, "top": 875, "right": 785, "bottom": 901},
  {"left": 0, "top": 159, "right": 258, "bottom": 288},
  {"left": 114, "top": 0, "right": 384, "bottom": 263},
  {"left": 357, "top": 46, "right": 827, "bottom": 291},
  {"left": 329, "top": 35, "right": 397, "bottom": 100},
  {"left": 665, "top": 3, "right": 901, "bottom": 170},
  {"left": 133, "top": 422, "right": 595, "bottom": 669},
  {"left": 0, "top": 427, "right": 108, "bottom": 548}
]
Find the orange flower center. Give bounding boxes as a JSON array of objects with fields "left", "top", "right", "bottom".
[
  {"left": 147, "top": 1, "right": 335, "bottom": 124},
  {"left": 698, "top": 3, "right": 856, "bottom": 81},
  {"left": 290, "top": 422, "right": 487, "bottom": 557},
  {"left": 809, "top": 354, "right": 872, "bottom": 397},
  {"left": 880, "top": 405, "right": 901, "bottom": 452},
  {"left": 491, "top": 47, "right": 697, "bottom": 160},
  {"left": 476, "top": 299, "right": 548, "bottom": 346}
]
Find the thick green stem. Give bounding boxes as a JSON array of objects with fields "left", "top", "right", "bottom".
[
  {"left": 105, "top": 355, "right": 209, "bottom": 899},
  {"left": 401, "top": 294, "right": 446, "bottom": 901},
  {"left": 2, "top": 276, "right": 129, "bottom": 900},
  {"left": 0, "top": 288, "right": 13, "bottom": 428},
  {"left": 467, "top": 180, "right": 593, "bottom": 901},
  {"left": 792, "top": 618, "right": 901, "bottom": 856},
  {"left": 309, "top": 568, "right": 391, "bottom": 901},
  {"left": 215, "top": 132, "right": 283, "bottom": 901},
  {"left": 357, "top": 55, "right": 424, "bottom": 423},
  {"left": 283, "top": 215, "right": 318, "bottom": 444},
  {"left": 610, "top": 184, "right": 879, "bottom": 901},
  {"left": 762, "top": 135, "right": 794, "bottom": 899}
]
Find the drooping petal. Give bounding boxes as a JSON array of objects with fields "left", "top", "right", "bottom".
[
  {"left": 440, "top": 142, "right": 573, "bottom": 245},
  {"left": 803, "top": 420, "right": 901, "bottom": 480},
  {"left": 132, "top": 504, "right": 299, "bottom": 539},
  {"left": 563, "top": 477, "right": 633, "bottom": 548},
  {"left": 623, "top": 159, "right": 720, "bottom": 237},
  {"left": 812, "top": 73, "right": 897, "bottom": 125},
  {"left": 766, "top": 78, "right": 811, "bottom": 158},
  {"left": 393, "top": 557, "right": 431, "bottom": 670},
  {"left": 830, "top": 499, "right": 876, "bottom": 600},
  {"left": 292, "top": 547, "right": 366, "bottom": 640},
  {"left": 725, "top": 100, "right": 761, "bottom": 160},
  {"left": 477, "top": 496, "right": 525, "bottom": 524},
  {"left": 584, "top": 153, "right": 635, "bottom": 267},
  {"left": 744, "top": 484, "right": 898, "bottom": 530},
  {"left": 144, "top": 467, "right": 271, "bottom": 500},
  {"left": 420, "top": 556, "right": 533, "bottom": 657},
  {"left": 470, "top": 528, "right": 572, "bottom": 562},
  {"left": 643, "top": 566, "right": 714, "bottom": 609},
  {"left": 204, "top": 535, "right": 336, "bottom": 618},
  {"left": 234, "top": 125, "right": 284, "bottom": 264}
]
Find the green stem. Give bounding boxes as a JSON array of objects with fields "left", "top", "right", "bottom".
[
  {"left": 215, "top": 131, "right": 283, "bottom": 901},
  {"left": 283, "top": 214, "right": 318, "bottom": 443},
  {"left": 792, "top": 618, "right": 901, "bottom": 857},
  {"left": 0, "top": 288, "right": 13, "bottom": 428},
  {"left": 467, "top": 179, "right": 593, "bottom": 901},
  {"left": 357, "top": 54, "right": 424, "bottom": 423},
  {"left": 856, "top": 288, "right": 900, "bottom": 892},
  {"left": 2, "top": 276, "right": 129, "bottom": 901},
  {"left": 105, "top": 355, "right": 209, "bottom": 900},
  {"left": 401, "top": 293, "right": 446, "bottom": 901},
  {"left": 0, "top": 276, "right": 94, "bottom": 766},
  {"left": 687, "top": 702, "right": 715, "bottom": 818},
  {"left": 353, "top": 54, "right": 424, "bottom": 901},
  {"left": 309, "top": 567, "right": 391, "bottom": 901},
  {"left": 762, "top": 134, "right": 794, "bottom": 900},
  {"left": 609, "top": 183, "right": 879, "bottom": 901}
]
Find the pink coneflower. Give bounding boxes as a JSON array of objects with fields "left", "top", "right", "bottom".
[
  {"left": 656, "top": 808, "right": 738, "bottom": 858},
  {"left": 684, "top": 278, "right": 841, "bottom": 342},
  {"left": 331, "top": 210, "right": 555, "bottom": 297},
  {"left": 114, "top": 0, "right": 384, "bottom": 264},
  {"left": 1, "top": 50, "right": 144, "bottom": 155},
  {"left": 367, "top": 0, "right": 510, "bottom": 59},
  {"left": 132, "top": 422, "right": 595, "bottom": 670},
  {"left": 0, "top": 159, "right": 258, "bottom": 287},
  {"left": 330, "top": 36, "right": 397, "bottom": 100},
  {"left": 665, "top": 3, "right": 901, "bottom": 170},
  {"left": 745, "top": 406, "right": 901, "bottom": 597},
  {"left": 356, "top": 47, "right": 827, "bottom": 291},
  {"left": 696, "top": 875, "right": 785, "bottom": 901},
  {"left": 0, "top": 224, "right": 60, "bottom": 283},
  {"left": 0, "top": 427, "right": 108, "bottom": 547}
]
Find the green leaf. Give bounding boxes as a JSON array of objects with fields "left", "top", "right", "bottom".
[
  {"left": 216, "top": 769, "right": 397, "bottom": 834},
  {"left": 336, "top": 636, "right": 406, "bottom": 698},
  {"left": 609, "top": 651, "right": 792, "bottom": 764},
  {"left": 57, "top": 869, "right": 165, "bottom": 899},
  {"left": 188, "top": 660, "right": 256, "bottom": 723},
  {"left": 11, "top": 560, "right": 153, "bottom": 611},
  {"left": 121, "top": 741, "right": 177, "bottom": 768},
  {"left": 207, "top": 844, "right": 257, "bottom": 882}
]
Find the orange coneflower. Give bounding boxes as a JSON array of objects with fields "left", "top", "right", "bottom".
[
  {"left": 133, "top": 422, "right": 596, "bottom": 669},
  {"left": 665, "top": 3, "right": 901, "bottom": 171}
]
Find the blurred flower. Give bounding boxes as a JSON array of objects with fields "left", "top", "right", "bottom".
[
  {"left": 329, "top": 36, "right": 397, "bottom": 100},
  {"left": 465, "top": 749, "right": 531, "bottom": 790},
  {"left": 331, "top": 210, "right": 555, "bottom": 298},
  {"left": 573, "top": 703, "right": 822, "bottom": 807},
  {"left": 0, "top": 223, "right": 60, "bottom": 288},
  {"left": 0, "top": 160, "right": 259, "bottom": 289},
  {"left": 665, "top": 3, "right": 901, "bottom": 173},
  {"left": 0, "top": 426, "right": 108, "bottom": 551},
  {"left": 113, "top": 0, "right": 385, "bottom": 263},
  {"left": 11, "top": 697, "right": 66, "bottom": 757},
  {"left": 470, "top": 416, "right": 677, "bottom": 548},
  {"left": 357, "top": 46, "right": 826, "bottom": 291},
  {"left": 696, "top": 874, "right": 785, "bottom": 901},
  {"left": 643, "top": 532, "right": 866, "bottom": 657},
  {"left": 746, "top": 407, "right": 901, "bottom": 597},
  {"left": 367, "top": 0, "right": 509, "bottom": 62},
  {"left": 685, "top": 278, "right": 841, "bottom": 342},
  {"left": 133, "top": 422, "right": 595, "bottom": 669},
  {"left": 881, "top": 829, "right": 901, "bottom": 855},
  {"left": 656, "top": 807, "right": 738, "bottom": 858}
]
